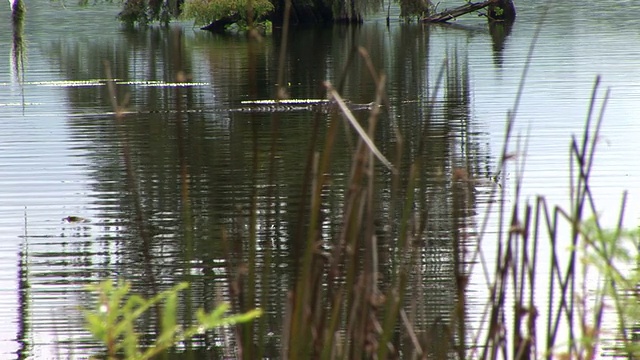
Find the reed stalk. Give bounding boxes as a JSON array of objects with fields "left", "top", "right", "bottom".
[{"left": 101, "top": 7, "right": 640, "bottom": 359}]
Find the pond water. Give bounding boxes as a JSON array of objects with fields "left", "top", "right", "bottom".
[{"left": 1, "top": 0, "right": 639, "bottom": 358}]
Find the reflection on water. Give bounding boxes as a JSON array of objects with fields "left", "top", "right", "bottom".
[
  {"left": 10, "top": 0, "right": 25, "bottom": 103},
  {"left": 0, "top": 0, "right": 639, "bottom": 358}
]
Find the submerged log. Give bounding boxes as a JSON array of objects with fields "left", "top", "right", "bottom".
[{"left": 423, "top": 0, "right": 515, "bottom": 23}]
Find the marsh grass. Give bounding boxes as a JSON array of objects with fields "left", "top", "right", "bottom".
[
  {"left": 220, "top": 29, "right": 640, "bottom": 360},
  {"left": 92, "top": 13, "right": 640, "bottom": 360}
]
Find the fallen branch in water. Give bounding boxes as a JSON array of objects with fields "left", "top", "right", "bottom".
[{"left": 422, "top": 0, "right": 498, "bottom": 23}]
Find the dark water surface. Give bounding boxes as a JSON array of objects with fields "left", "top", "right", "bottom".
[{"left": 1, "top": 0, "right": 640, "bottom": 358}]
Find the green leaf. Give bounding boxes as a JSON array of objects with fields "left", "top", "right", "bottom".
[{"left": 84, "top": 280, "right": 261, "bottom": 359}]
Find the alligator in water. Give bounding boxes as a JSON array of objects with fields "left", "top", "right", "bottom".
[
  {"left": 230, "top": 99, "right": 377, "bottom": 113},
  {"left": 69, "top": 99, "right": 377, "bottom": 119}
]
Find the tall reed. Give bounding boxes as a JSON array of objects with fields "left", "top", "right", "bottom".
[
  {"left": 222, "top": 28, "right": 640, "bottom": 360},
  {"left": 97, "top": 10, "right": 640, "bottom": 360}
]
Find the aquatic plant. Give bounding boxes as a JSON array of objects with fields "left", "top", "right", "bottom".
[{"left": 84, "top": 280, "right": 262, "bottom": 360}]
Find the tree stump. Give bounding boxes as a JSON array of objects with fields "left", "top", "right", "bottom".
[{"left": 487, "top": 0, "right": 516, "bottom": 22}]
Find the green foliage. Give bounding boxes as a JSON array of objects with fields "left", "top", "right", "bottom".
[
  {"left": 117, "top": 0, "right": 172, "bottom": 27},
  {"left": 260, "top": 19, "right": 272, "bottom": 33},
  {"left": 118, "top": 0, "right": 152, "bottom": 26},
  {"left": 581, "top": 220, "right": 640, "bottom": 279},
  {"left": 181, "top": 0, "right": 274, "bottom": 27},
  {"left": 84, "top": 279, "right": 262, "bottom": 360},
  {"left": 579, "top": 219, "right": 640, "bottom": 355}
]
